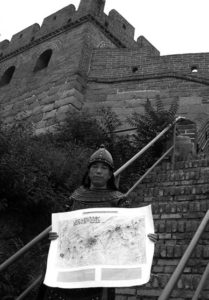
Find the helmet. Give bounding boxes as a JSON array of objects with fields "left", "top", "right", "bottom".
[{"left": 88, "top": 144, "right": 114, "bottom": 169}]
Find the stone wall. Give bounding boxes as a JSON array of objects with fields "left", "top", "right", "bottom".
[
  {"left": 115, "top": 159, "right": 209, "bottom": 299},
  {"left": 0, "top": 24, "right": 88, "bottom": 133},
  {"left": 84, "top": 76, "right": 209, "bottom": 131},
  {"left": 1, "top": 0, "right": 209, "bottom": 137},
  {"left": 0, "top": 0, "right": 141, "bottom": 134}
]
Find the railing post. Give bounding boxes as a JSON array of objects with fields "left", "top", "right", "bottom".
[
  {"left": 115, "top": 174, "right": 120, "bottom": 189},
  {"left": 192, "top": 262, "right": 209, "bottom": 300},
  {"left": 0, "top": 225, "right": 51, "bottom": 273},
  {"left": 158, "top": 210, "right": 209, "bottom": 300},
  {"left": 16, "top": 275, "right": 43, "bottom": 300},
  {"left": 171, "top": 123, "right": 177, "bottom": 170}
]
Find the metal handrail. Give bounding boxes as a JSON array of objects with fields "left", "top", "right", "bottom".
[
  {"left": 0, "top": 226, "right": 51, "bottom": 273},
  {"left": 192, "top": 262, "right": 209, "bottom": 300},
  {"left": 16, "top": 275, "right": 43, "bottom": 300},
  {"left": 0, "top": 115, "right": 184, "bottom": 299},
  {"left": 114, "top": 116, "right": 183, "bottom": 177},
  {"left": 125, "top": 145, "right": 174, "bottom": 197},
  {"left": 0, "top": 116, "right": 183, "bottom": 273},
  {"left": 158, "top": 210, "right": 209, "bottom": 300}
]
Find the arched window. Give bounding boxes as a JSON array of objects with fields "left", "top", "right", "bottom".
[
  {"left": 33, "top": 49, "right": 52, "bottom": 72},
  {"left": 0, "top": 66, "right": 15, "bottom": 87},
  {"left": 191, "top": 65, "right": 198, "bottom": 73}
]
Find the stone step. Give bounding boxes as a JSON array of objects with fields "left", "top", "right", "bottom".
[{"left": 119, "top": 157, "right": 209, "bottom": 299}]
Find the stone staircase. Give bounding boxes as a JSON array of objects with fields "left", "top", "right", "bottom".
[{"left": 116, "top": 158, "right": 209, "bottom": 300}]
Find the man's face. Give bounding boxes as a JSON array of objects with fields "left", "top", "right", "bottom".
[{"left": 89, "top": 162, "right": 111, "bottom": 189}]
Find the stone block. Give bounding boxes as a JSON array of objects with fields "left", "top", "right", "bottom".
[
  {"left": 107, "top": 90, "right": 160, "bottom": 102},
  {"left": 32, "top": 105, "right": 42, "bottom": 115},
  {"left": 35, "top": 127, "right": 47, "bottom": 135},
  {"left": 43, "top": 109, "right": 57, "bottom": 120},
  {"left": 116, "top": 288, "right": 136, "bottom": 295},
  {"left": 179, "top": 96, "right": 202, "bottom": 105},
  {"left": 108, "top": 9, "right": 135, "bottom": 38},
  {"left": 28, "top": 100, "right": 40, "bottom": 110},
  {"left": 2, "top": 115, "right": 15, "bottom": 124},
  {"left": 54, "top": 96, "right": 82, "bottom": 110},
  {"left": 0, "top": 39, "right": 9, "bottom": 52},
  {"left": 41, "top": 95, "right": 57, "bottom": 105},
  {"left": 137, "top": 35, "right": 160, "bottom": 56},
  {"left": 36, "top": 4, "right": 75, "bottom": 38},
  {"left": 59, "top": 88, "right": 84, "bottom": 103},
  {"left": 6, "top": 24, "right": 40, "bottom": 53},
  {"left": 42, "top": 103, "right": 55, "bottom": 113},
  {"left": 30, "top": 113, "right": 43, "bottom": 123},
  {"left": 3, "top": 104, "right": 13, "bottom": 111},
  {"left": 25, "top": 95, "right": 37, "bottom": 105},
  {"left": 35, "top": 120, "right": 46, "bottom": 129},
  {"left": 15, "top": 110, "right": 31, "bottom": 121},
  {"left": 115, "top": 296, "right": 127, "bottom": 300},
  {"left": 56, "top": 112, "right": 67, "bottom": 122},
  {"left": 56, "top": 105, "right": 74, "bottom": 121},
  {"left": 0, "top": 108, "right": 12, "bottom": 118}
]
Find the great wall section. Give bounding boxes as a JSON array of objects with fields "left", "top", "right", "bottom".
[
  {"left": 1, "top": 0, "right": 209, "bottom": 299},
  {"left": 1, "top": 0, "right": 209, "bottom": 139}
]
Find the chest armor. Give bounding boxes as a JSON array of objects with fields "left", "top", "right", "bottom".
[{"left": 70, "top": 186, "right": 125, "bottom": 211}]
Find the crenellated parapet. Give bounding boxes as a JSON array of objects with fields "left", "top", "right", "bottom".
[
  {"left": 137, "top": 35, "right": 160, "bottom": 56},
  {"left": 36, "top": 4, "right": 76, "bottom": 38},
  {"left": 1, "top": 0, "right": 209, "bottom": 137},
  {"left": 5, "top": 24, "right": 41, "bottom": 54},
  {"left": 77, "top": 0, "right": 105, "bottom": 16},
  {"left": 0, "top": 4, "right": 76, "bottom": 58},
  {"left": 0, "top": 0, "right": 159, "bottom": 62}
]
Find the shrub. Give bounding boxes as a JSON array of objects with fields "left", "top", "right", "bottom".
[
  {"left": 1, "top": 99, "right": 179, "bottom": 298},
  {"left": 128, "top": 96, "right": 179, "bottom": 160}
]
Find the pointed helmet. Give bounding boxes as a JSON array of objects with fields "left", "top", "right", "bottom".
[{"left": 88, "top": 144, "right": 114, "bottom": 169}]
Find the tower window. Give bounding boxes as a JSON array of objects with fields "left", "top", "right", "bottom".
[
  {"left": 191, "top": 66, "right": 198, "bottom": 73},
  {"left": 0, "top": 66, "right": 15, "bottom": 87},
  {"left": 33, "top": 49, "right": 52, "bottom": 72},
  {"left": 132, "top": 66, "right": 138, "bottom": 73}
]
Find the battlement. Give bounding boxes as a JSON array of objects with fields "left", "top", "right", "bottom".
[{"left": 0, "top": 0, "right": 159, "bottom": 60}]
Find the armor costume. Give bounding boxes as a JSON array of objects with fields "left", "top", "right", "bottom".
[{"left": 88, "top": 145, "right": 114, "bottom": 169}]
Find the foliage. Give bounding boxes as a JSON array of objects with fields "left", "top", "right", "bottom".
[
  {"left": 128, "top": 95, "right": 179, "bottom": 159},
  {"left": 0, "top": 122, "right": 93, "bottom": 299},
  {"left": 0, "top": 99, "right": 179, "bottom": 298},
  {"left": 55, "top": 108, "right": 105, "bottom": 149},
  {"left": 0, "top": 237, "right": 48, "bottom": 299},
  {"left": 54, "top": 107, "right": 134, "bottom": 170}
]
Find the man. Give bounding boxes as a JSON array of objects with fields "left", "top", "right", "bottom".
[{"left": 38, "top": 145, "right": 156, "bottom": 300}]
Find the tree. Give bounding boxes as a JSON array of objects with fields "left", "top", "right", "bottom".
[{"left": 128, "top": 95, "right": 179, "bottom": 159}]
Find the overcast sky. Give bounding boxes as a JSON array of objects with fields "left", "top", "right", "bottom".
[{"left": 0, "top": 0, "right": 209, "bottom": 56}]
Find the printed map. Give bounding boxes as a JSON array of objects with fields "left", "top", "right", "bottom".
[{"left": 56, "top": 215, "right": 146, "bottom": 268}]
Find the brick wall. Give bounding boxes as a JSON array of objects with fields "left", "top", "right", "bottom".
[
  {"left": 0, "top": 21, "right": 117, "bottom": 134},
  {"left": 0, "top": 24, "right": 88, "bottom": 133},
  {"left": 84, "top": 77, "right": 209, "bottom": 132},
  {"left": 115, "top": 159, "right": 209, "bottom": 299},
  {"left": 1, "top": 0, "right": 209, "bottom": 136}
]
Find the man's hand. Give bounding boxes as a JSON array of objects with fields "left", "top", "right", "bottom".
[
  {"left": 49, "top": 231, "right": 59, "bottom": 240},
  {"left": 148, "top": 233, "right": 158, "bottom": 243}
]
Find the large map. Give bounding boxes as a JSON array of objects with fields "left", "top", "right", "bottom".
[
  {"left": 44, "top": 205, "right": 154, "bottom": 289},
  {"left": 57, "top": 215, "right": 146, "bottom": 268}
]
